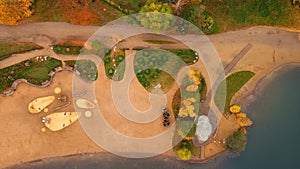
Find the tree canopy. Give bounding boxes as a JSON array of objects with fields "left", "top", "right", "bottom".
[
  {"left": 176, "top": 148, "right": 192, "bottom": 161},
  {"left": 137, "top": 0, "right": 173, "bottom": 31},
  {"left": 0, "top": 0, "right": 34, "bottom": 25},
  {"left": 180, "top": 2, "right": 216, "bottom": 33},
  {"left": 226, "top": 130, "right": 247, "bottom": 152}
]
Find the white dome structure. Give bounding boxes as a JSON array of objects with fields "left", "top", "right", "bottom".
[{"left": 196, "top": 115, "right": 213, "bottom": 143}]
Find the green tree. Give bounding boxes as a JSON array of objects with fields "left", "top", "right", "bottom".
[
  {"left": 137, "top": 0, "right": 173, "bottom": 31},
  {"left": 180, "top": 3, "right": 216, "bottom": 33},
  {"left": 226, "top": 130, "right": 247, "bottom": 152},
  {"left": 0, "top": 0, "right": 34, "bottom": 25}
]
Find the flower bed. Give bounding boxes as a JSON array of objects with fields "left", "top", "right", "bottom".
[{"left": 0, "top": 56, "right": 62, "bottom": 93}]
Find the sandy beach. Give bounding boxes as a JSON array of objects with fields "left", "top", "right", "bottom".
[{"left": 0, "top": 22, "right": 300, "bottom": 168}]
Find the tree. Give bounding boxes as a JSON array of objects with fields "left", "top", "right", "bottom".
[
  {"left": 0, "top": 0, "right": 34, "bottom": 25},
  {"left": 226, "top": 130, "right": 247, "bottom": 152},
  {"left": 137, "top": 0, "right": 173, "bottom": 31},
  {"left": 292, "top": 0, "right": 300, "bottom": 7},
  {"left": 176, "top": 148, "right": 192, "bottom": 161},
  {"left": 180, "top": 3, "right": 216, "bottom": 33}
]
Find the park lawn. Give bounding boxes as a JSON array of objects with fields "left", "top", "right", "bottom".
[
  {"left": 103, "top": 49, "right": 126, "bottom": 81},
  {"left": 0, "top": 57, "right": 62, "bottom": 93},
  {"left": 168, "top": 50, "right": 199, "bottom": 65},
  {"left": 214, "top": 71, "right": 255, "bottom": 114},
  {"left": 0, "top": 42, "right": 43, "bottom": 61},
  {"left": 144, "top": 40, "right": 175, "bottom": 44},
  {"left": 134, "top": 49, "right": 199, "bottom": 93},
  {"left": 205, "top": 0, "right": 300, "bottom": 32}
]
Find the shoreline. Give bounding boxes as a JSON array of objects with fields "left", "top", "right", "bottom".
[
  {"left": 6, "top": 150, "right": 230, "bottom": 169},
  {"left": 233, "top": 62, "right": 300, "bottom": 109}
]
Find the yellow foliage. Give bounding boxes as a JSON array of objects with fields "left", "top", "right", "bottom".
[
  {"left": 176, "top": 148, "right": 192, "bottom": 161},
  {"left": 179, "top": 107, "right": 189, "bottom": 117},
  {"left": 186, "top": 105, "right": 196, "bottom": 118},
  {"left": 230, "top": 105, "right": 241, "bottom": 113},
  {"left": 178, "top": 104, "right": 196, "bottom": 118},
  {"left": 236, "top": 113, "right": 247, "bottom": 118},
  {"left": 183, "top": 99, "right": 192, "bottom": 107},
  {"left": 186, "top": 84, "right": 198, "bottom": 92},
  {"left": 237, "top": 117, "right": 253, "bottom": 127},
  {"left": 0, "top": 0, "right": 34, "bottom": 25},
  {"left": 187, "top": 69, "right": 201, "bottom": 85},
  {"left": 239, "top": 127, "right": 247, "bottom": 135},
  {"left": 186, "top": 97, "right": 196, "bottom": 102}
]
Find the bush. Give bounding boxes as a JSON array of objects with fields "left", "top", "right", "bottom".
[
  {"left": 180, "top": 3, "right": 217, "bottom": 33},
  {"left": 226, "top": 130, "right": 247, "bottom": 152},
  {"left": 176, "top": 148, "right": 192, "bottom": 161}
]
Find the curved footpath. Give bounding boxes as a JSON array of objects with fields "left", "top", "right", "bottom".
[{"left": 0, "top": 22, "right": 300, "bottom": 168}]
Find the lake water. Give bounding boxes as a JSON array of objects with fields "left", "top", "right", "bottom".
[{"left": 10, "top": 65, "right": 300, "bottom": 169}]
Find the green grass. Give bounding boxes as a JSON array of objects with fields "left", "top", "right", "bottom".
[
  {"left": 205, "top": 0, "right": 300, "bottom": 32},
  {"left": 103, "top": 49, "right": 126, "bottom": 81},
  {"left": 0, "top": 42, "right": 43, "bottom": 61},
  {"left": 168, "top": 50, "right": 199, "bottom": 65},
  {"left": 0, "top": 57, "right": 62, "bottom": 93},
  {"left": 53, "top": 45, "right": 83, "bottom": 55},
  {"left": 214, "top": 71, "right": 255, "bottom": 114},
  {"left": 65, "top": 60, "right": 98, "bottom": 81},
  {"left": 144, "top": 40, "right": 175, "bottom": 44},
  {"left": 134, "top": 49, "right": 199, "bottom": 93},
  {"left": 112, "top": 0, "right": 147, "bottom": 13},
  {"left": 28, "top": 0, "right": 65, "bottom": 22}
]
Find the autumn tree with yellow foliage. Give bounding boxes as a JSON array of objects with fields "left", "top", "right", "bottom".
[{"left": 0, "top": 0, "right": 33, "bottom": 25}]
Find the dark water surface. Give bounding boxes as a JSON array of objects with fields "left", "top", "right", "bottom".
[{"left": 10, "top": 66, "right": 300, "bottom": 169}]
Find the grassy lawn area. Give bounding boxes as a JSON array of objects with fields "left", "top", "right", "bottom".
[
  {"left": 53, "top": 41, "right": 84, "bottom": 55},
  {"left": 26, "top": 0, "right": 124, "bottom": 26},
  {"left": 64, "top": 60, "right": 98, "bottom": 81},
  {"left": 112, "top": 0, "right": 147, "bottom": 13},
  {"left": 0, "top": 42, "right": 43, "bottom": 61},
  {"left": 143, "top": 40, "right": 175, "bottom": 44},
  {"left": 103, "top": 49, "right": 125, "bottom": 81},
  {"left": 168, "top": 50, "right": 199, "bottom": 65},
  {"left": 205, "top": 0, "right": 300, "bottom": 32},
  {"left": 0, "top": 56, "right": 62, "bottom": 94},
  {"left": 214, "top": 71, "right": 255, "bottom": 114},
  {"left": 134, "top": 49, "right": 199, "bottom": 93}
]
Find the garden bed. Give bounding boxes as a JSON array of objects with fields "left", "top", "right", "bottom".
[
  {"left": 103, "top": 49, "right": 126, "bottom": 81},
  {"left": 171, "top": 69, "right": 206, "bottom": 161},
  {"left": 134, "top": 49, "right": 199, "bottom": 93},
  {"left": 0, "top": 56, "right": 62, "bottom": 93},
  {"left": 53, "top": 41, "right": 84, "bottom": 55}
]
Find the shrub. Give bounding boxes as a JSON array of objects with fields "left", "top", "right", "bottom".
[
  {"left": 226, "top": 130, "right": 247, "bottom": 152},
  {"left": 176, "top": 148, "right": 192, "bottom": 161}
]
